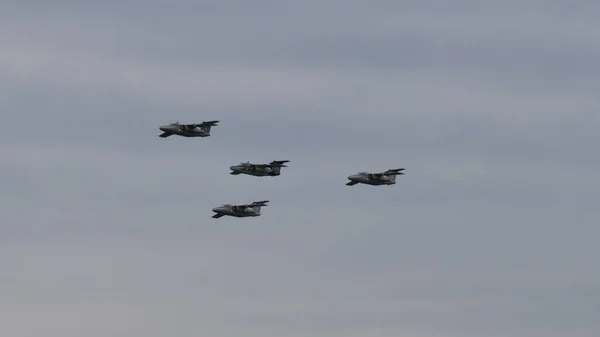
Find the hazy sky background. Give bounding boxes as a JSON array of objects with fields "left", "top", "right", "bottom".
[{"left": 1, "top": 1, "right": 599, "bottom": 336}]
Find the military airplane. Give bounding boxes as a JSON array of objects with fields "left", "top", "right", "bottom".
[
  {"left": 346, "top": 168, "right": 405, "bottom": 186},
  {"left": 158, "top": 121, "right": 219, "bottom": 138},
  {"left": 211, "top": 200, "right": 269, "bottom": 219},
  {"left": 229, "top": 160, "right": 290, "bottom": 177}
]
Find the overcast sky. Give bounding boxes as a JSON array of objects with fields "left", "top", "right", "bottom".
[{"left": 1, "top": 1, "right": 599, "bottom": 336}]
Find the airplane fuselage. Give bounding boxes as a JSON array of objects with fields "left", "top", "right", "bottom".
[
  {"left": 347, "top": 174, "right": 396, "bottom": 186},
  {"left": 211, "top": 206, "right": 260, "bottom": 217},
  {"left": 229, "top": 165, "right": 280, "bottom": 176},
  {"left": 159, "top": 125, "right": 209, "bottom": 137}
]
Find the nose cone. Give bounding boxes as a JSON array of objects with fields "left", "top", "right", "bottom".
[
  {"left": 348, "top": 174, "right": 359, "bottom": 181},
  {"left": 213, "top": 206, "right": 229, "bottom": 213},
  {"left": 230, "top": 166, "right": 238, "bottom": 171},
  {"left": 160, "top": 124, "right": 178, "bottom": 132}
]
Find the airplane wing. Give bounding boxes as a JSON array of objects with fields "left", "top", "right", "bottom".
[
  {"left": 159, "top": 132, "right": 173, "bottom": 138},
  {"left": 212, "top": 213, "right": 225, "bottom": 218},
  {"left": 346, "top": 181, "right": 359, "bottom": 186},
  {"left": 251, "top": 161, "right": 289, "bottom": 168}
]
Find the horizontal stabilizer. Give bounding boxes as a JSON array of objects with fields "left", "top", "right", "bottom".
[
  {"left": 201, "top": 120, "right": 219, "bottom": 125},
  {"left": 385, "top": 168, "right": 405, "bottom": 175},
  {"left": 250, "top": 200, "right": 269, "bottom": 206},
  {"left": 269, "top": 160, "right": 290, "bottom": 167}
]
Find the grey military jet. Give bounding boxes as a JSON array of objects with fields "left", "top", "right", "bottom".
[
  {"left": 158, "top": 121, "right": 219, "bottom": 138},
  {"left": 211, "top": 200, "right": 269, "bottom": 219},
  {"left": 229, "top": 160, "right": 290, "bottom": 177},
  {"left": 346, "top": 168, "right": 405, "bottom": 186}
]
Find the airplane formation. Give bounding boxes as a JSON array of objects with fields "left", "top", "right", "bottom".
[{"left": 158, "top": 121, "right": 405, "bottom": 219}]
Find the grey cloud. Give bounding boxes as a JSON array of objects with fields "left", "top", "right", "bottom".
[
  {"left": 3, "top": 1, "right": 600, "bottom": 80},
  {"left": 2, "top": 236, "right": 598, "bottom": 336},
  {"left": 1, "top": 1, "right": 600, "bottom": 336}
]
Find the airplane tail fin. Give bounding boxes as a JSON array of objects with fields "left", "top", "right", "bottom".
[
  {"left": 269, "top": 160, "right": 289, "bottom": 175},
  {"left": 269, "top": 160, "right": 289, "bottom": 167},
  {"left": 384, "top": 168, "right": 405, "bottom": 175},
  {"left": 385, "top": 168, "right": 405, "bottom": 183},
  {"left": 199, "top": 120, "right": 219, "bottom": 133},
  {"left": 251, "top": 200, "right": 269, "bottom": 213}
]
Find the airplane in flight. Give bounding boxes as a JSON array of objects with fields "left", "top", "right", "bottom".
[
  {"left": 229, "top": 160, "right": 290, "bottom": 177},
  {"left": 211, "top": 200, "right": 269, "bottom": 218},
  {"left": 346, "top": 168, "right": 405, "bottom": 186},
  {"left": 158, "top": 121, "right": 219, "bottom": 138}
]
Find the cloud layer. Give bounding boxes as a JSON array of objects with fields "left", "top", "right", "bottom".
[{"left": 1, "top": 1, "right": 599, "bottom": 336}]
